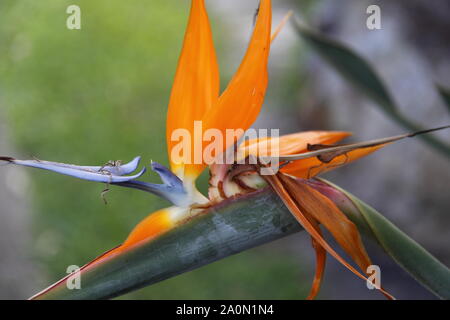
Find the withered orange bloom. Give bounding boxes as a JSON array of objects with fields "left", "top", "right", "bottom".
[{"left": 15, "top": 0, "right": 413, "bottom": 300}]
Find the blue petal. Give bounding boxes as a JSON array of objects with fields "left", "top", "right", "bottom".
[
  {"left": 0, "top": 156, "right": 145, "bottom": 183},
  {"left": 150, "top": 161, "right": 183, "bottom": 187},
  {"left": 76, "top": 156, "right": 141, "bottom": 175},
  {"left": 116, "top": 161, "right": 189, "bottom": 206},
  {"left": 115, "top": 180, "right": 188, "bottom": 206},
  {"left": 1, "top": 157, "right": 191, "bottom": 206}
]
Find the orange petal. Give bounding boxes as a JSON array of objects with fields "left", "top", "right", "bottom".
[
  {"left": 89, "top": 207, "right": 186, "bottom": 265},
  {"left": 166, "top": 0, "right": 219, "bottom": 179},
  {"left": 282, "top": 144, "right": 386, "bottom": 178},
  {"left": 201, "top": 0, "right": 272, "bottom": 162},
  {"left": 241, "top": 130, "right": 350, "bottom": 158},
  {"left": 120, "top": 208, "right": 176, "bottom": 251}
]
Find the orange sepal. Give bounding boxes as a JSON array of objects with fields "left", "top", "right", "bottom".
[
  {"left": 241, "top": 130, "right": 350, "bottom": 158},
  {"left": 282, "top": 144, "right": 386, "bottom": 178},
  {"left": 201, "top": 0, "right": 272, "bottom": 161},
  {"left": 89, "top": 208, "right": 179, "bottom": 265},
  {"left": 166, "top": 0, "right": 219, "bottom": 178},
  {"left": 119, "top": 208, "right": 175, "bottom": 252}
]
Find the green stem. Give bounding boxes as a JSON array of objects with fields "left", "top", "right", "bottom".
[{"left": 34, "top": 182, "right": 450, "bottom": 300}]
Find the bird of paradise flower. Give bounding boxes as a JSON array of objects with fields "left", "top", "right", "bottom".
[{"left": 1, "top": 0, "right": 449, "bottom": 300}]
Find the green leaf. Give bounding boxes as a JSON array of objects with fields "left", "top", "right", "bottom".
[
  {"left": 32, "top": 189, "right": 302, "bottom": 300},
  {"left": 293, "top": 21, "right": 396, "bottom": 113},
  {"left": 315, "top": 179, "right": 450, "bottom": 299},
  {"left": 293, "top": 20, "right": 450, "bottom": 158},
  {"left": 437, "top": 84, "right": 450, "bottom": 113},
  {"left": 33, "top": 182, "right": 450, "bottom": 300}
]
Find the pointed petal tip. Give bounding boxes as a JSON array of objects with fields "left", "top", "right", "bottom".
[
  {"left": 0, "top": 156, "right": 15, "bottom": 162},
  {"left": 150, "top": 161, "right": 183, "bottom": 186},
  {"left": 271, "top": 10, "right": 293, "bottom": 42},
  {"left": 119, "top": 156, "right": 141, "bottom": 174}
]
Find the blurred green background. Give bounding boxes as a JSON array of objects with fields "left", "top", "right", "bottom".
[{"left": 1, "top": 0, "right": 449, "bottom": 299}]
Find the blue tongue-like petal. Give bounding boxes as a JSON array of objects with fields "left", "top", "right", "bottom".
[
  {"left": 0, "top": 156, "right": 191, "bottom": 206},
  {"left": 0, "top": 156, "right": 145, "bottom": 183}
]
